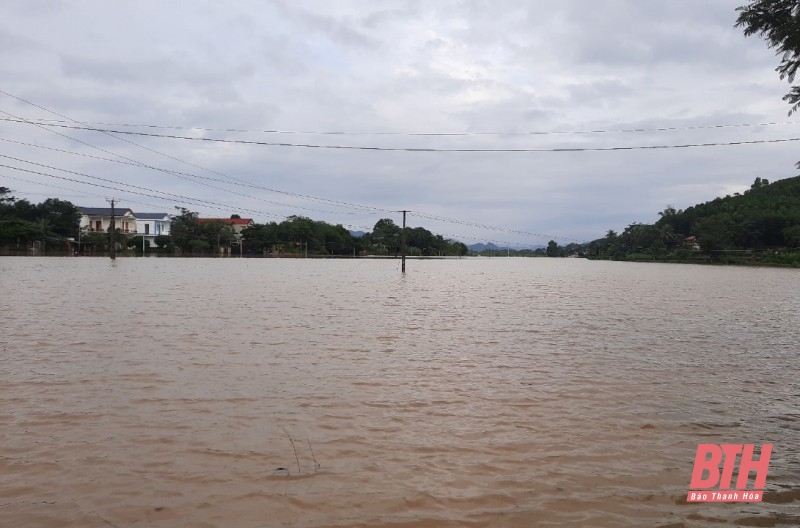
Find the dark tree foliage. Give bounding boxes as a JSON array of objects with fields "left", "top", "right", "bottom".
[
  {"left": 169, "top": 207, "right": 200, "bottom": 252},
  {"left": 587, "top": 176, "right": 800, "bottom": 261},
  {"left": 241, "top": 216, "right": 359, "bottom": 255},
  {"left": 656, "top": 177, "right": 800, "bottom": 249},
  {"left": 0, "top": 187, "right": 15, "bottom": 204},
  {"left": 36, "top": 198, "right": 82, "bottom": 238},
  {"left": 0, "top": 190, "right": 80, "bottom": 251},
  {"left": 168, "top": 208, "right": 239, "bottom": 254},
  {"left": 736, "top": 1, "right": 800, "bottom": 114},
  {"left": 240, "top": 216, "right": 467, "bottom": 256}
]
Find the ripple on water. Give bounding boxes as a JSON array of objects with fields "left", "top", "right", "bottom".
[{"left": 1, "top": 257, "right": 799, "bottom": 527}]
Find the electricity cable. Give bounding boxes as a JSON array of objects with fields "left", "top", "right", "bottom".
[{"left": 3, "top": 116, "right": 800, "bottom": 152}]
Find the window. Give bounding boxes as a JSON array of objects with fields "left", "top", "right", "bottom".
[{"left": 145, "top": 224, "right": 150, "bottom": 235}]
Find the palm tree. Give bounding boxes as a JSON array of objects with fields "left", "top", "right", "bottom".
[
  {"left": 35, "top": 218, "right": 54, "bottom": 254},
  {"left": 659, "top": 225, "right": 677, "bottom": 248}
]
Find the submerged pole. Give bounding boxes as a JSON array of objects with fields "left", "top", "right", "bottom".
[
  {"left": 401, "top": 209, "right": 408, "bottom": 274},
  {"left": 109, "top": 198, "right": 116, "bottom": 260}
]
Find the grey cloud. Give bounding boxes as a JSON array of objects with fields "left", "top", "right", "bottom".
[
  {"left": 270, "top": 0, "right": 379, "bottom": 50},
  {"left": 60, "top": 54, "right": 255, "bottom": 86},
  {"left": 1, "top": 0, "right": 796, "bottom": 246},
  {"left": 0, "top": 26, "right": 43, "bottom": 53}
]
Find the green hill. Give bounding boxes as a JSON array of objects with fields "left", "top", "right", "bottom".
[{"left": 587, "top": 176, "right": 800, "bottom": 265}]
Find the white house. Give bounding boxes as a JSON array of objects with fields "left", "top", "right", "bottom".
[
  {"left": 78, "top": 207, "right": 137, "bottom": 235},
  {"left": 135, "top": 213, "right": 172, "bottom": 248}
]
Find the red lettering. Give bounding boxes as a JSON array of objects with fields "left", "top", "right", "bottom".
[
  {"left": 719, "top": 444, "right": 743, "bottom": 489},
  {"left": 736, "top": 444, "right": 771, "bottom": 489},
  {"left": 690, "top": 444, "right": 722, "bottom": 489}
]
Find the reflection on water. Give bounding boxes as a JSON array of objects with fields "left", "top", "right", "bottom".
[{"left": 1, "top": 257, "right": 799, "bottom": 527}]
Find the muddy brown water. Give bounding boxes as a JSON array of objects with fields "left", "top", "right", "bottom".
[{"left": 1, "top": 257, "right": 798, "bottom": 527}]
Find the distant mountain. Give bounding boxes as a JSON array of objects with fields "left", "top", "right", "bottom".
[
  {"left": 468, "top": 242, "right": 501, "bottom": 252},
  {"left": 515, "top": 244, "right": 546, "bottom": 251},
  {"left": 349, "top": 230, "right": 366, "bottom": 238},
  {"left": 468, "top": 242, "right": 545, "bottom": 252}
]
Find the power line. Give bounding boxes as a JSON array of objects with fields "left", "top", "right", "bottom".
[
  {"left": 0, "top": 112, "right": 388, "bottom": 214},
  {"left": 1, "top": 173, "right": 108, "bottom": 200},
  {"left": 0, "top": 159, "right": 279, "bottom": 220},
  {"left": 5, "top": 115, "right": 798, "bottom": 136},
  {"left": 2, "top": 171, "right": 535, "bottom": 245},
  {"left": 0, "top": 90, "right": 577, "bottom": 242},
  {"left": 4, "top": 116, "right": 799, "bottom": 152},
  {"left": 0, "top": 90, "right": 393, "bottom": 214},
  {"left": 0, "top": 163, "right": 377, "bottom": 233},
  {"left": 1, "top": 173, "right": 187, "bottom": 211},
  {"left": 1, "top": 114, "right": 571, "bottom": 241},
  {"left": 1, "top": 172, "right": 563, "bottom": 246},
  {"left": 2, "top": 167, "right": 578, "bottom": 244},
  {"left": 410, "top": 211, "right": 573, "bottom": 241},
  {"left": 0, "top": 136, "right": 378, "bottom": 217},
  {"left": 0, "top": 138, "right": 604, "bottom": 243}
]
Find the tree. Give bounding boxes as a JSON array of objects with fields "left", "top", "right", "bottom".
[
  {"left": 658, "top": 225, "right": 678, "bottom": 248},
  {"left": 371, "top": 218, "right": 401, "bottom": 253},
  {"left": 153, "top": 234, "right": 173, "bottom": 250},
  {"left": 546, "top": 240, "right": 559, "bottom": 257},
  {"left": 200, "top": 220, "right": 235, "bottom": 252},
  {"left": 407, "top": 226, "right": 434, "bottom": 255},
  {"left": 783, "top": 224, "right": 800, "bottom": 247},
  {"left": 188, "top": 239, "right": 211, "bottom": 252},
  {"left": 695, "top": 217, "right": 733, "bottom": 258},
  {"left": 0, "top": 187, "right": 15, "bottom": 205},
  {"left": 0, "top": 193, "right": 80, "bottom": 253},
  {"left": 241, "top": 222, "right": 278, "bottom": 252},
  {"left": 35, "top": 198, "right": 80, "bottom": 238},
  {"left": 736, "top": 1, "right": 800, "bottom": 115},
  {"left": 0, "top": 219, "right": 38, "bottom": 249},
  {"left": 279, "top": 216, "right": 319, "bottom": 252},
  {"left": 170, "top": 207, "right": 200, "bottom": 252},
  {"left": 35, "top": 218, "right": 54, "bottom": 252}
]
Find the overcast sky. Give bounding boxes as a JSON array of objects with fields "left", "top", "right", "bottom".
[{"left": 1, "top": 0, "right": 797, "bottom": 246}]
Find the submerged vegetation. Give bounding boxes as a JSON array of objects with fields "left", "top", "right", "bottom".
[
  {"left": 5, "top": 173, "right": 800, "bottom": 266},
  {"left": 237, "top": 215, "right": 468, "bottom": 257},
  {"left": 0, "top": 188, "right": 468, "bottom": 257},
  {"left": 0, "top": 186, "right": 81, "bottom": 252}
]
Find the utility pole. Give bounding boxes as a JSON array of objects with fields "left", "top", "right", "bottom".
[
  {"left": 400, "top": 210, "right": 409, "bottom": 274},
  {"left": 108, "top": 198, "right": 116, "bottom": 260}
]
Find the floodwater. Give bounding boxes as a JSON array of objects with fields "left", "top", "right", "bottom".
[{"left": 1, "top": 256, "right": 799, "bottom": 527}]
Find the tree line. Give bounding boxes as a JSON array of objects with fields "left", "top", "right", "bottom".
[
  {"left": 0, "top": 190, "right": 468, "bottom": 257},
  {"left": 156, "top": 211, "right": 470, "bottom": 256},
  {"left": 0, "top": 187, "right": 81, "bottom": 252},
  {"left": 585, "top": 176, "right": 800, "bottom": 265},
  {"left": 236, "top": 215, "right": 467, "bottom": 256}
]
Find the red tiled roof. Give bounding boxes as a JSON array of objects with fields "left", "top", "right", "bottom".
[{"left": 196, "top": 218, "right": 254, "bottom": 225}]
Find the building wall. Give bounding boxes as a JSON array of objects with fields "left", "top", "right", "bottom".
[
  {"left": 135, "top": 219, "right": 171, "bottom": 237},
  {"left": 133, "top": 218, "right": 172, "bottom": 250},
  {"left": 80, "top": 214, "right": 138, "bottom": 234}
]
